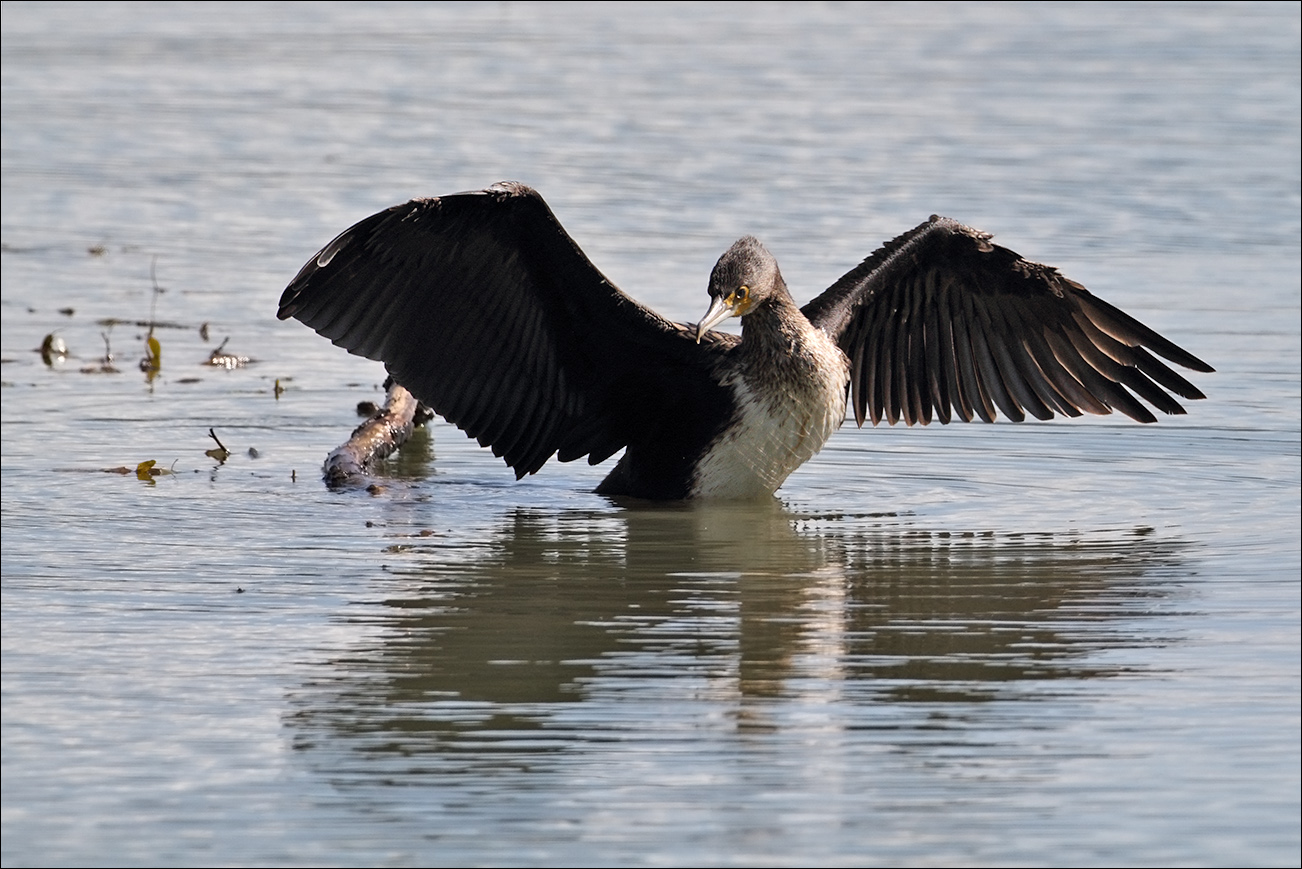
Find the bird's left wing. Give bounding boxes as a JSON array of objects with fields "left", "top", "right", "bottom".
[{"left": 801, "top": 216, "right": 1214, "bottom": 427}]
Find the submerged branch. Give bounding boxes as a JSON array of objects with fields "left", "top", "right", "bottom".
[{"left": 323, "top": 380, "right": 426, "bottom": 486}]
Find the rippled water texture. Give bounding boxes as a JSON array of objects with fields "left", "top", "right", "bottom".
[{"left": 2, "top": 2, "right": 1299, "bottom": 866}]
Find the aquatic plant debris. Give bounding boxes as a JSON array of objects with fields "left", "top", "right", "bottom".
[
  {"left": 140, "top": 256, "right": 164, "bottom": 378},
  {"left": 131, "top": 460, "right": 173, "bottom": 485},
  {"left": 40, "top": 334, "right": 68, "bottom": 366},
  {"left": 205, "top": 337, "right": 251, "bottom": 369},
  {"left": 141, "top": 334, "right": 161, "bottom": 373},
  {"left": 80, "top": 332, "right": 119, "bottom": 374},
  {"left": 205, "top": 428, "right": 230, "bottom": 463}
]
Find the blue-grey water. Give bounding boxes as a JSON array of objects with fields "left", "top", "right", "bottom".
[{"left": 2, "top": 2, "right": 1298, "bottom": 866}]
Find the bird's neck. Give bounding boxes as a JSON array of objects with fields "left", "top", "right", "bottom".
[{"left": 739, "top": 292, "right": 818, "bottom": 364}]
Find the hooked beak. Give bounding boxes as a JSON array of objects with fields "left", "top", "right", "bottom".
[{"left": 695, "top": 294, "right": 737, "bottom": 343}]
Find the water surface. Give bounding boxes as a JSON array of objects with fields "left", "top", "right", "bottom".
[{"left": 2, "top": 2, "right": 1299, "bottom": 866}]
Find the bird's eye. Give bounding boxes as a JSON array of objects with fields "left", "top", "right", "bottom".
[{"left": 736, "top": 285, "right": 750, "bottom": 303}]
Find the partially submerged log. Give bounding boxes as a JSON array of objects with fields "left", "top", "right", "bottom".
[{"left": 323, "top": 380, "right": 429, "bottom": 485}]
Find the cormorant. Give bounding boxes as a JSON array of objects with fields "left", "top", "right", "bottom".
[{"left": 277, "top": 181, "right": 1212, "bottom": 500}]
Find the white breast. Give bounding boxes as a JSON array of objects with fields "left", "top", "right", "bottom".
[{"left": 690, "top": 330, "right": 849, "bottom": 499}]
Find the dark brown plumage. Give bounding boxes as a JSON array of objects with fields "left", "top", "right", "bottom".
[{"left": 277, "top": 181, "right": 1213, "bottom": 499}]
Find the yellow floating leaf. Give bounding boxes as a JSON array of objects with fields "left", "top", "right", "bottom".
[{"left": 141, "top": 335, "right": 161, "bottom": 374}]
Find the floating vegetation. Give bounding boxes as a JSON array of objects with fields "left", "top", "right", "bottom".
[
  {"left": 205, "top": 428, "right": 230, "bottom": 463},
  {"left": 205, "top": 337, "right": 251, "bottom": 369},
  {"left": 94, "top": 317, "right": 188, "bottom": 330},
  {"left": 39, "top": 333, "right": 68, "bottom": 366},
  {"left": 140, "top": 333, "right": 161, "bottom": 375},
  {"left": 27, "top": 251, "right": 264, "bottom": 390},
  {"left": 139, "top": 256, "right": 164, "bottom": 379},
  {"left": 135, "top": 459, "right": 166, "bottom": 482},
  {"left": 80, "top": 331, "right": 120, "bottom": 374},
  {"left": 102, "top": 460, "right": 174, "bottom": 485}
]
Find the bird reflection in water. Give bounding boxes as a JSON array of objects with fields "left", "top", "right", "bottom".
[{"left": 286, "top": 503, "right": 1187, "bottom": 761}]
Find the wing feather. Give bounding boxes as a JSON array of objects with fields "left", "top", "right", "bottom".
[
  {"left": 278, "top": 182, "right": 730, "bottom": 477},
  {"left": 802, "top": 216, "right": 1212, "bottom": 427}
]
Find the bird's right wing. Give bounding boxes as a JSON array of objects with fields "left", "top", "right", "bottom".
[
  {"left": 801, "top": 216, "right": 1214, "bottom": 427},
  {"left": 278, "top": 182, "right": 732, "bottom": 477}
]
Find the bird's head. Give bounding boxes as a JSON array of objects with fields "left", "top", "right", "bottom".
[{"left": 696, "top": 236, "right": 784, "bottom": 343}]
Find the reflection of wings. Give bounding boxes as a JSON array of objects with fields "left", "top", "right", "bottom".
[
  {"left": 278, "top": 182, "right": 736, "bottom": 477},
  {"left": 802, "top": 216, "right": 1214, "bottom": 426},
  {"left": 284, "top": 506, "right": 1191, "bottom": 750}
]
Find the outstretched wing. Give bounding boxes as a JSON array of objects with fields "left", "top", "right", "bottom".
[
  {"left": 801, "top": 216, "right": 1214, "bottom": 427},
  {"left": 278, "top": 181, "right": 732, "bottom": 476}
]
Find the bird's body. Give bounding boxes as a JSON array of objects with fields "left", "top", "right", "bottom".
[
  {"left": 677, "top": 272, "right": 850, "bottom": 500},
  {"left": 278, "top": 181, "right": 1212, "bottom": 500},
  {"left": 597, "top": 282, "right": 851, "bottom": 500}
]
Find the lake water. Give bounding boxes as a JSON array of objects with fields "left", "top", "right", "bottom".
[{"left": 2, "top": 2, "right": 1299, "bottom": 866}]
